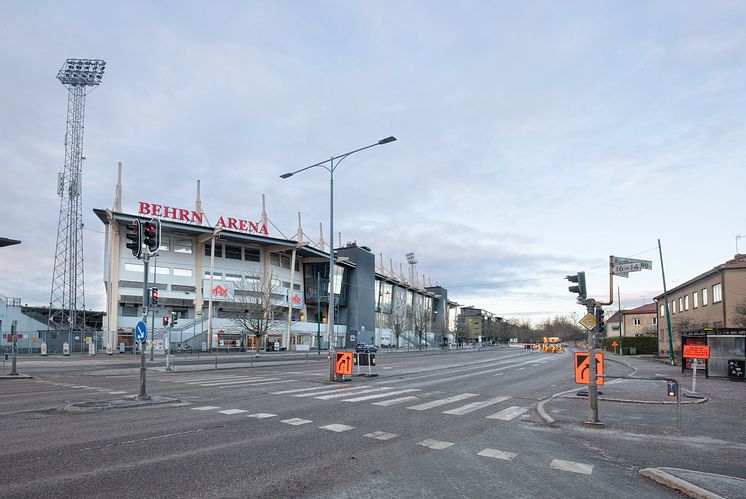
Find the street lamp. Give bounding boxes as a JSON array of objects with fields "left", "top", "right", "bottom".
[{"left": 280, "top": 136, "right": 397, "bottom": 381}]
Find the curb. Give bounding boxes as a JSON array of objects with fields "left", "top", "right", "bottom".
[
  {"left": 0, "top": 373, "right": 33, "bottom": 379},
  {"left": 639, "top": 468, "right": 725, "bottom": 499}
]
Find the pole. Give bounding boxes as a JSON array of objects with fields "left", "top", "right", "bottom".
[
  {"left": 328, "top": 160, "right": 336, "bottom": 381},
  {"left": 138, "top": 254, "right": 150, "bottom": 400},
  {"left": 10, "top": 321, "right": 18, "bottom": 375},
  {"left": 618, "top": 287, "right": 622, "bottom": 355},
  {"left": 587, "top": 301, "right": 600, "bottom": 424},
  {"left": 658, "top": 239, "right": 675, "bottom": 365},
  {"left": 150, "top": 307, "right": 155, "bottom": 361},
  {"left": 285, "top": 246, "right": 297, "bottom": 350},
  {"left": 207, "top": 231, "right": 218, "bottom": 353},
  {"left": 317, "top": 272, "right": 321, "bottom": 355}
]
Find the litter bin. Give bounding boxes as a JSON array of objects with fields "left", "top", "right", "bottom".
[{"left": 727, "top": 359, "right": 745, "bottom": 380}]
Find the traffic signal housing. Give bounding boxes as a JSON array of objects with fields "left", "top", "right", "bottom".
[
  {"left": 597, "top": 308, "right": 606, "bottom": 336},
  {"left": 566, "top": 271, "right": 587, "bottom": 304},
  {"left": 150, "top": 287, "right": 159, "bottom": 306},
  {"left": 171, "top": 311, "right": 178, "bottom": 327},
  {"left": 125, "top": 220, "right": 142, "bottom": 258},
  {"left": 142, "top": 219, "right": 160, "bottom": 254}
]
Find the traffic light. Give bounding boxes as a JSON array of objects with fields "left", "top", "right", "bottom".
[
  {"left": 125, "top": 220, "right": 141, "bottom": 258},
  {"left": 171, "top": 311, "right": 178, "bottom": 326},
  {"left": 163, "top": 315, "right": 169, "bottom": 326},
  {"left": 566, "top": 271, "right": 587, "bottom": 304},
  {"left": 142, "top": 219, "right": 160, "bottom": 254},
  {"left": 596, "top": 305, "right": 605, "bottom": 336},
  {"left": 150, "top": 287, "right": 159, "bottom": 306}
]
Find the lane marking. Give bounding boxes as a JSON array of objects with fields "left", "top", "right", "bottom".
[
  {"left": 195, "top": 378, "right": 278, "bottom": 387},
  {"left": 247, "top": 413, "right": 277, "bottom": 419},
  {"left": 314, "top": 387, "right": 394, "bottom": 400},
  {"left": 418, "top": 439, "right": 454, "bottom": 450},
  {"left": 191, "top": 406, "right": 220, "bottom": 411},
  {"left": 271, "top": 386, "right": 336, "bottom": 395},
  {"left": 294, "top": 386, "right": 371, "bottom": 398},
  {"left": 443, "top": 396, "right": 511, "bottom": 416},
  {"left": 372, "top": 396, "right": 420, "bottom": 406},
  {"left": 486, "top": 406, "right": 529, "bottom": 421},
  {"left": 235, "top": 379, "right": 297, "bottom": 387},
  {"left": 407, "top": 393, "right": 479, "bottom": 411},
  {"left": 343, "top": 389, "right": 420, "bottom": 402},
  {"left": 108, "top": 391, "right": 127, "bottom": 395},
  {"left": 549, "top": 459, "right": 594, "bottom": 475},
  {"left": 477, "top": 448, "right": 518, "bottom": 461},
  {"left": 218, "top": 409, "right": 247, "bottom": 415},
  {"left": 364, "top": 431, "right": 398, "bottom": 441},
  {"left": 281, "top": 418, "right": 313, "bottom": 426},
  {"left": 319, "top": 424, "right": 355, "bottom": 432}
]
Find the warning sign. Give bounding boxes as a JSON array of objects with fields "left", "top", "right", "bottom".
[
  {"left": 574, "top": 352, "right": 604, "bottom": 385},
  {"left": 335, "top": 351, "right": 353, "bottom": 375},
  {"left": 683, "top": 345, "right": 710, "bottom": 359}
]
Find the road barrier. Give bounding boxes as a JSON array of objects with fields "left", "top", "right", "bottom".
[{"left": 353, "top": 352, "right": 378, "bottom": 377}]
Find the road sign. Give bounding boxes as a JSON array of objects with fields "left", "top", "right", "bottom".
[
  {"left": 135, "top": 321, "right": 147, "bottom": 343},
  {"left": 574, "top": 352, "right": 604, "bottom": 385},
  {"left": 683, "top": 344, "right": 710, "bottom": 359},
  {"left": 611, "top": 341, "right": 618, "bottom": 347},
  {"left": 612, "top": 256, "right": 653, "bottom": 276},
  {"left": 579, "top": 313, "right": 597, "bottom": 331},
  {"left": 335, "top": 351, "right": 353, "bottom": 375}
]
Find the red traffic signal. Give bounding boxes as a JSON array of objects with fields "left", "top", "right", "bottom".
[
  {"left": 142, "top": 220, "right": 159, "bottom": 253},
  {"left": 150, "top": 287, "right": 159, "bottom": 306},
  {"left": 125, "top": 220, "right": 142, "bottom": 258},
  {"left": 163, "top": 315, "right": 169, "bottom": 326}
]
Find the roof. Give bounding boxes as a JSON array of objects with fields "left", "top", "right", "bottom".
[
  {"left": 622, "top": 303, "right": 657, "bottom": 315},
  {"left": 654, "top": 254, "right": 746, "bottom": 300}
]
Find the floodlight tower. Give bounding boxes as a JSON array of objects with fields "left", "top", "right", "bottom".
[{"left": 48, "top": 59, "right": 106, "bottom": 348}]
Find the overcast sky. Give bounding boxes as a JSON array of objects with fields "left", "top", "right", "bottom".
[{"left": 1, "top": 1, "right": 744, "bottom": 323}]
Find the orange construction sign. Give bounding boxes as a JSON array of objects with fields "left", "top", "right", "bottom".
[
  {"left": 335, "top": 351, "right": 353, "bottom": 375},
  {"left": 574, "top": 352, "right": 604, "bottom": 385},
  {"left": 683, "top": 345, "right": 710, "bottom": 359}
]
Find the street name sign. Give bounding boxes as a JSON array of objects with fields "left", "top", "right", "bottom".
[
  {"left": 612, "top": 256, "right": 653, "bottom": 277},
  {"left": 135, "top": 321, "right": 147, "bottom": 343}
]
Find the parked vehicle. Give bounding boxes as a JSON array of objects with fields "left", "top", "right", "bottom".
[{"left": 355, "top": 343, "right": 378, "bottom": 353}]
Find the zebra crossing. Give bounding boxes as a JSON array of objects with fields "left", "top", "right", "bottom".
[
  {"left": 269, "top": 384, "right": 531, "bottom": 422},
  {"left": 152, "top": 373, "right": 298, "bottom": 389}
]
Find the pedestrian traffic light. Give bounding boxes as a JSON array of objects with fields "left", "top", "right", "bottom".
[
  {"left": 125, "top": 220, "right": 141, "bottom": 258},
  {"left": 142, "top": 219, "right": 160, "bottom": 254},
  {"left": 566, "top": 271, "right": 587, "bottom": 304},
  {"left": 163, "top": 315, "right": 169, "bottom": 326},
  {"left": 151, "top": 287, "right": 158, "bottom": 306},
  {"left": 171, "top": 311, "right": 178, "bottom": 326}
]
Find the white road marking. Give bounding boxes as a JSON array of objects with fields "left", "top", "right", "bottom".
[
  {"left": 71, "top": 385, "right": 90, "bottom": 389},
  {"left": 191, "top": 406, "right": 220, "bottom": 411},
  {"left": 418, "top": 439, "right": 454, "bottom": 450},
  {"left": 294, "top": 386, "right": 371, "bottom": 398},
  {"left": 477, "top": 448, "right": 518, "bottom": 460},
  {"left": 108, "top": 391, "right": 127, "bottom": 395},
  {"left": 549, "top": 459, "right": 594, "bottom": 475},
  {"left": 170, "top": 375, "right": 253, "bottom": 383},
  {"left": 486, "top": 406, "right": 529, "bottom": 421},
  {"left": 281, "top": 418, "right": 313, "bottom": 426},
  {"left": 195, "top": 378, "right": 278, "bottom": 387},
  {"left": 494, "top": 373, "right": 504, "bottom": 376},
  {"left": 247, "top": 413, "right": 277, "bottom": 419},
  {"left": 442, "top": 396, "right": 511, "bottom": 415},
  {"left": 372, "top": 396, "right": 420, "bottom": 406},
  {"left": 315, "top": 387, "right": 395, "bottom": 400},
  {"left": 364, "top": 431, "right": 398, "bottom": 440},
  {"left": 343, "top": 389, "right": 420, "bottom": 402},
  {"left": 238, "top": 379, "right": 297, "bottom": 387},
  {"left": 406, "top": 393, "right": 479, "bottom": 411},
  {"left": 218, "top": 409, "right": 248, "bottom": 415},
  {"left": 319, "top": 424, "right": 355, "bottom": 432},
  {"left": 271, "top": 386, "right": 338, "bottom": 395}
]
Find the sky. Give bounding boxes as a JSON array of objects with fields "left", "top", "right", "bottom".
[{"left": 1, "top": 1, "right": 744, "bottom": 324}]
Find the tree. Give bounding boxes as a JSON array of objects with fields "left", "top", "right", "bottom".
[
  {"left": 411, "top": 295, "right": 431, "bottom": 351},
  {"left": 225, "top": 271, "right": 285, "bottom": 352},
  {"left": 385, "top": 289, "right": 409, "bottom": 349},
  {"left": 733, "top": 299, "right": 746, "bottom": 328}
]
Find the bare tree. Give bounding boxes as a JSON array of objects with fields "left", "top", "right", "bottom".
[
  {"left": 411, "top": 295, "right": 431, "bottom": 351},
  {"left": 224, "top": 271, "right": 285, "bottom": 352},
  {"left": 385, "top": 301, "right": 409, "bottom": 349}
]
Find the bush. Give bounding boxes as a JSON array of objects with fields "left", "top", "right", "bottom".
[{"left": 599, "top": 336, "right": 657, "bottom": 354}]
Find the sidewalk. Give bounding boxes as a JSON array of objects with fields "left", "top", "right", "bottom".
[{"left": 540, "top": 352, "right": 746, "bottom": 498}]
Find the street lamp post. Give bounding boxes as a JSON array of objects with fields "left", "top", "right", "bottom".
[{"left": 280, "top": 136, "right": 396, "bottom": 381}]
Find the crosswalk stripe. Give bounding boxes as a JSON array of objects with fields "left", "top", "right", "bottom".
[
  {"left": 271, "top": 386, "right": 339, "bottom": 395},
  {"left": 247, "top": 413, "right": 277, "bottom": 419},
  {"left": 477, "top": 448, "right": 518, "bottom": 461},
  {"left": 169, "top": 375, "right": 253, "bottom": 383},
  {"left": 442, "top": 396, "right": 511, "bottom": 415},
  {"left": 218, "top": 409, "right": 247, "bottom": 415},
  {"left": 418, "top": 439, "right": 454, "bottom": 450},
  {"left": 197, "top": 378, "right": 278, "bottom": 387},
  {"left": 108, "top": 391, "right": 127, "bottom": 395},
  {"left": 281, "top": 418, "right": 313, "bottom": 426},
  {"left": 364, "top": 431, "right": 398, "bottom": 440},
  {"left": 315, "top": 387, "right": 395, "bottom": 400},
  {"left": 294, "top": 385, "right": 372, "bottom": 398},
  {"left": 372, "top": 396, "right": 420, "bottom": 406},
  {"left": 549, "top": 459, "right": 594, "bottom": 475},
  {"left": 486, "top": 406, "right": 528, "bottom": 421},
  {"left": 239, "top": 379, "right": 297, "bottom": 387},
  {"left": 319, "top": 424, "right": 355, "bottom": 432},
  {"left": 406, "top": 393, "right": 479, "bottom": 411},
  {"left": 342, "top": 389, "right": 421, "bottom": 402},
  {"left": 191, "top": 406, "right": 220, "bottom": 411}
]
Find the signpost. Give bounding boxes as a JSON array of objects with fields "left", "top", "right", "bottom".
[
  {"left": 683, "top": 344, "right": 709, "bottom": 398},
  {"left": 574, "top": 351, "right": 605, "bottom": 385}
]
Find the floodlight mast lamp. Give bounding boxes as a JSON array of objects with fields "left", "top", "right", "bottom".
[
  {"left": 48, "top": 59, "right": 106, "bottom": 348},
  {"left": 280, "top": 136, "right": 397, "bottom": 381}
]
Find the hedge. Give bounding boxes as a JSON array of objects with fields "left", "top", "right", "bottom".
[{"left": 599, "top": 336, "right": 657, "bottom": 355}]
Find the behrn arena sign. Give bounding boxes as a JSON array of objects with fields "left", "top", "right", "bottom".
[{"left": 138, "top": 201, "right": 269, "bottom": 235}]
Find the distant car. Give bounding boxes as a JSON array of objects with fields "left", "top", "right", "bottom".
[{"left": 355, "top": 343, "right": 378, "bottom": 353}]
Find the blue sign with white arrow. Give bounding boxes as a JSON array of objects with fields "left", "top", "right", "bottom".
[{"left": 135, "top": 321, "right": 147, "bottom": 343}]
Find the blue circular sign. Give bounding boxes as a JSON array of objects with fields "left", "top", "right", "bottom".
[{"left": 135, "top": 321, "right": 147, "bottom": 343}]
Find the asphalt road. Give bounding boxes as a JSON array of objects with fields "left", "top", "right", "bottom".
[{"left": 0, "top": 348, "right": 682, "bottom": 498}]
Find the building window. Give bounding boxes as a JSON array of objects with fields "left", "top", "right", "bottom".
[
  {"left": 224, "top": 273, "right": 242, "bottom": 281},
  {"left": 120, "top": 304, "right": 139, "bottom": 317},
  {"left": 652, "top": 317, "right": 657, "bottom": 326},
  {"left": 633, "top": 318, "right": 641, "bottom": 326},
  {"left": 225, "top": 245, "right": 242, "bottom": 260},
  {"left": 678, "top": 297, "right": 683, "bottom": 313},
  {"left": 205, "top": 243, "right": 222, "bottom": 257},
  {"left": 173, "top": 237, "right": 193, "bottom": 254},
  {"left": 684, "top": 295, "right": 689, "bottom": 311},
  {"left": 660, "top": 305, "right": 665, "bottom": 317},
  {"left": 173, "top": 268, "right": 193, "bottom": 277},
  {"left": 693, "top": 291, "right": 698, "bottom": 308},
  {"left": 702, "top": 288, "right": 708, "bottom": 306},
  {"left": 712, "top": 283, "right": 722, "bottom": 303},
  {"left": 154, "top": 266, "right": 170, "bottom": 275},
  {"left": 672, "top": 300, "right": 677, "bottom": 314},
  {"left": 125, "top": 263, "right": 143, "bottom": 273},
  {"left": 204, "top": 271, "right": 222, "bottom": 280},
  {"left": 244, "top": 248, "right": 260, "bottom": 262},
  {"left": 158, "top": 236, "right": 170, "bottom": 252}
]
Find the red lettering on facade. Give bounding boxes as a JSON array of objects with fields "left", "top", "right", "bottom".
[
  {"left": 139, "top": 202, "right": 151, "bottom": 215},
  {"left": 212, "top": 285, "right": 229, "bottom": 297},
  {"left": 239, "top": 220, "right": 247, "bottom": 231},
  {"left": 152, "top": 204, "right": 162, "bottom": 217},
  {"left": 191, "top": 211, "right": 203, "bottom": 224},
  {"left": 179, "top": 209, "right": 190, "bottom": 221},
  {"left": 216, "top": 216, "right": 226, "bottom": 228},
  {"left": 163, "top": 206, "right": 177, "bottom": 219},
  {"left": 228, "top": 218, "right": 238, "bottom": 229}
]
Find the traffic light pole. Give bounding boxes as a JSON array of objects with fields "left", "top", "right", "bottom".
[
  {"left": 586, "top": 301, "right": 601, "bottom": 425},
  {"left": 138, "top": 253, "right": 150, "bottom": 400}
]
